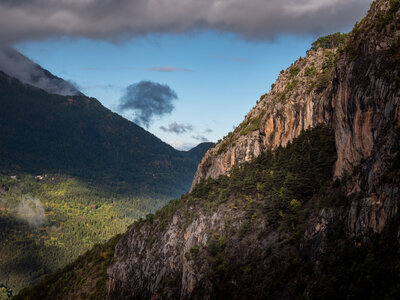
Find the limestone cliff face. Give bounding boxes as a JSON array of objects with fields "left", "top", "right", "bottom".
[
  {"left": 191, "top": 47, "right": 334, "bottom": 190},
  {"left": 331, "top": 0, "right": 400, "bottom": 237},
  {"left": 192, "top": 0, "right": 399, "bottom": 194}
]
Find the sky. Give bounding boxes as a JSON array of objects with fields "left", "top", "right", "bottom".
[{"left": 1, "top": 0, "right": 372, "bottom": 150}]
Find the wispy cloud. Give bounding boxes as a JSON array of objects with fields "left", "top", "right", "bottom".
[
  {"left": 80, "top": 83, "right": 120, "bottom": 90},
  {"left": 204, "top": 128, "right": 213, "bottom": 134},
  {"left": 160, "top": 122, "right": 193, "bottom": 134},
  {"left": 0, "top": 47, "right": 80, "bottom": 96},
  {"left": 146, "top": 66, "right": 193, "bottom": 73},
  {"left": 192, "top": 135, "right": 209, "bottom": 142}
]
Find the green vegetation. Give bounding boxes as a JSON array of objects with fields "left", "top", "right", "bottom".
[
  {"left": 0, "top": 174, "right": 165, "bottom": 295},
  {"left": 286, "top": 79, "right": 299, "bottom": 91},
  {"left": 311, "top": 32, "right": 348, "bottom": 50},
  {"left": 0, "top": 286, "right": 12, "bottom": 300},
  {"left": 375, "top": 0, "right": 400, "bottom": 29},
  {"left": 322, "top": 51, "right": 336, "bottom": 71},
  {"left": 193, "top": 124, "right": 337, "bottom": 224},
  {"left": 304, "top": 66, "right": 318, "bottom": 77},
  {"left": 289, "top": 65, "right": 301, "bottom": 76},
  {"left": 14, "top": 234, "right": 121, "bottom": 300},
  {"left": 239, "top": 111, "right": 266, "bottom": 136},
  {"left": 308, "top": 50, "right": 337, "bottom": 94},
  {"left": 217, "top": 132, "right": 234, "bottom": 155}
]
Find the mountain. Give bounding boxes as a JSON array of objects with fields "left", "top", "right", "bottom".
[
  {"left": 14, "top": 0, "right": 400, "bottom": 299},
  {"left": 0, "top": 69, "right": 211, "bottom": 198},
  {"left": 186, "top": 142, "right": 215, "bottom": 163},
  {"left": 0, "top": 55, "right": 212, "bottom": 297}
]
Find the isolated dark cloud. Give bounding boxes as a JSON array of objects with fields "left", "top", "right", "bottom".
[
  {"left": 204, "top": 128, "right": 213, "bottom": 134},
  {"left": 160, "top": 122, "right": 193, "bottom": 134},
  {"left": 192, "top": 135, "right": 209, "bottom": 142},
  {"left": 0, "top": 47, "right": 80, "bottom": 96},
  {"left": 119, "top": 81, "right": 178, "bottom": 128},
  {"left": 0, "top": 0, "right": 371, "bottom": 44},
  {"left": 146, "top": 66, "right": 193, "bottom": 73}
]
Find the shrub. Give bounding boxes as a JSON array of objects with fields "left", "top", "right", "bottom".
[
  {"left": 311, "top": 32, "right": 348, "bottom": 50},
  {"left": 289, "top": 65, "right": 301, "bottom": 76},
  {"left": 304, "top": 66, "right": 318, "bottom": 77}
]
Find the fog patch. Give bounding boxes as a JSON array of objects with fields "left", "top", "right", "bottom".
[
  {"left": 16, "top": 195, "right": 46, "bottom": 228},
  {"left": 0, "top": 47, "right": 81, "bottom": 96}
]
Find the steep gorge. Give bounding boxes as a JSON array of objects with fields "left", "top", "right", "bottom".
[{"left": 14, "top": 0, "right": 400, "bottom": 299}]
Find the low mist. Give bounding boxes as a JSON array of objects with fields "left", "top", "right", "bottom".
[
  {"left": 16, "top": 195, "right": 46, "bottom": 228},
  {"left": 0, "top": 47, "right": 81, "bottom": 96}
]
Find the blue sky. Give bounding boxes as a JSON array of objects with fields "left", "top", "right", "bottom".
[
  {"left": 2, "top": 0, "right": 371, "bottom": 150},
  {"left": 15, "top": 33, "right": 316, "bottom": 150}
]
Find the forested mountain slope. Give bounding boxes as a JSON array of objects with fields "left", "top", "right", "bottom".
[{"left": 0, "top": 70, "right": 211, "bottom": 198}]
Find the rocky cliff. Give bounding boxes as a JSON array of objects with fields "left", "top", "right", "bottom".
[
  {"left": 191, "top": 0, "right": 400, "bottom": 238},
  {"left": 191, "top": 0, "right": 399, "bottom": 191},
  {"left": 190, "top": 45, "right": 333, "bottom": 190},
  {"left": 105, "top": 0, "right": 400, "bottom": 298}
]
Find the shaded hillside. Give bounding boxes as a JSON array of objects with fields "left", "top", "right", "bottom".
[{"left": 0, "top": 71, "right": 211, "bottom": 198}]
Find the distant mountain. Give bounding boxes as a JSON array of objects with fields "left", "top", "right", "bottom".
[
  {"left": 186, "top": 142, "right": 214, "bottom": 162},
  {"left": 0, "top": 70, "right": 212, "bottom": 198},
  {"left": 0, "top": 47, "right": 81, "bottom": 96}
]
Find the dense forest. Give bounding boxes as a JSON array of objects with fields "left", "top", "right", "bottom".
[{"left": 0, "top": 173, "right": 168, "bottom": 296}]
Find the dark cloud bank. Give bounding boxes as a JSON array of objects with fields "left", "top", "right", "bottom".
[
  {"left": 0, "top": 0, "right": 371, "bottom": 44},
  {"left": 119, "top": 81, "right": 178, "bottom": 128}
]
